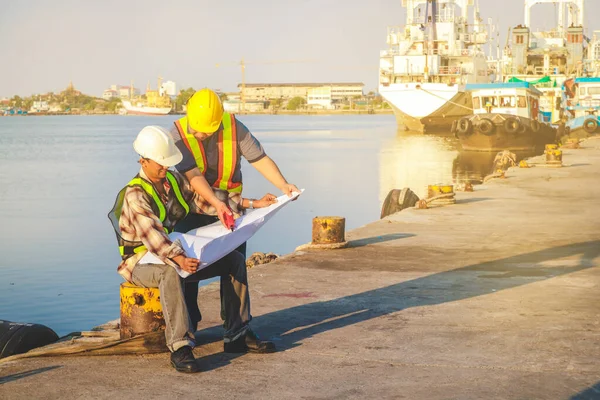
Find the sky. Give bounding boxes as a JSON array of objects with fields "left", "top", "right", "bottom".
[{"left": 1, "top": 0, "right": 599, "bottom": 98}]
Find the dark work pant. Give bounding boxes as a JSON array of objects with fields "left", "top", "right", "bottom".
[{"left": 174, "top": 213, "right": 247, "bottom": 330}]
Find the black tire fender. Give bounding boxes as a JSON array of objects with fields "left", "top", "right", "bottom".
[
  {"left": 530, "top": 119, "right": 540, "bottom": 133},
  {"left": 477, "top": 118, "right": 495, "bottom": 136},
  {"left": 456, "top": 118, "right": 472, "bottom": 137},
  {"left": 504, "top": 117, "right": 520, "bottom": 135},
  {"left": 583, "top": 118, "right": 598, "bottom": 134}
]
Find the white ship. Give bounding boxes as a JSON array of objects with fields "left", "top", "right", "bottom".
[
  {"left": 379, "top": 0, "right": 491, "bottom": 133},
  {"left": 121, "top": 100, "right": 172, "bottom": 116},
  {"left": 121, "top": 78, "right": 173, "bottom": 116}
]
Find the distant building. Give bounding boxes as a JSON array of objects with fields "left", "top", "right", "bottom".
[
  {"left": 223, "top": 100, "right": 265, "bottom": 113},
  {"left": 30, "top": 101, "right": 49, "bottom": 112},
  {"left": 307, "top": 87, "right": 334, "bottom": 109},
  {"left": 103, "top": 84, "right": 140, "bottom": 99},
  {"left": 160, "top": 81, "right": 177, "bottom": 97},
  {"left": 62, "top": 81, "right": 81, "bottom": 96},
  {"left": 224, "top": 92, "right": 240, "bottom": 101},
  {"left": 102, "top": 89, "right": 119, "bottom": 100},
  {"left": 118, "top": 86, "right": 140, "bottom": 99},
  {"left": 239, "top": 83, "right": 364, "bottom": 101}
]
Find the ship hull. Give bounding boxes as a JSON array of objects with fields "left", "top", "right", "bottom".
[
  {"left": 121, "top": 100, "right": 171, "bottom": 116},
  {"left": 455, "top": 114, "right": 557, "bottom": 152},
  {"left": 379, "top": 83, "right": 472, "bottom": 133}
]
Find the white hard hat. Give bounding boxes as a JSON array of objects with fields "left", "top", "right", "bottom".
[{"left": 133, "top": 126, "right": 182, "bottom": 167}]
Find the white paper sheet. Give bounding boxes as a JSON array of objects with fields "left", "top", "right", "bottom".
[{"left": 139, "top": 190, "right": 303, "bottom": 277}]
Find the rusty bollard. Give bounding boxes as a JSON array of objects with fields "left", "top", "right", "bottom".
[
  {"left": 120, "top": 283, "right": 166, "bottom": 341},
  {"left": 545, "top": 144, "right": 562, "bottom": 167},
  {"left": 295, "top": 217, "right": 348, "bottom": 250},
  {"left": 313, "top": 216, "right": 345, "bottom": 244}
]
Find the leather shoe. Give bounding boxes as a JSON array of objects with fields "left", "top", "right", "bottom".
[
  {"left": 170, "top": 346, "right": 201, "bottom": 373},
  {"left": 224, "top": 329, "right": 276, "bottom": 354}
]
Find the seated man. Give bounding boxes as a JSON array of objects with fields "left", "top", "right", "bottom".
[{"left": 108, "top": 125, "right": 275, "bottom": 374}]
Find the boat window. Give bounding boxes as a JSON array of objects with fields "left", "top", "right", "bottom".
[
  {"left": 472, "top": 96, "right": 481, "bottom": 109},
  {"left": 499, "top": 96, "right": 516, "bottom": 108},
  {"left": 588, "top": 87, "right": 600, "bottom": 95},
  {"left": 482, "top": 96, "right": 498, "bottom": 107},
  {"left": 580, "top": 87, "right": 587, "bottom": 95},
  {"left": 517, "top": 96, "right": 527, "bottom": 108}
]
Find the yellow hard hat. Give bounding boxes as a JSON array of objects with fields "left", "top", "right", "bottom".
[{"left": 186, "top": 88, "right": 224, "bottom": 134}]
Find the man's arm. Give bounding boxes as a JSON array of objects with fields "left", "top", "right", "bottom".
[
  {"left": 236, "top": 120, "right": 299, "bottom": 197},
  {"left": 184, "top": 168, "right": 232, "bottom": 226},
  {"left": 251, "top": 156, "right": 300, "bottom": 197},
  {"left": 125, "top": 189, "right": 195, "bottom": 268}
]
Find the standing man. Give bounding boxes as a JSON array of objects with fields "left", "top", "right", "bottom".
[
  {"left": 169, "top": 88, "right": 300, "bottom": 328},
  {"left": 109, "top": 126, "right": 275, "bottom": 374}
]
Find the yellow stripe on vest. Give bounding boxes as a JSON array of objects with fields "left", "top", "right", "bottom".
[
  {"left": 220, "top": 114, "right": 234, "bottom": 191},
  {"left": 127, "top": 177, "right": 166, "bottom": 221},
  {"left": 166, "top": 173, "right": 190, "bottom": 215},
  {"left": 179, "top": 116, "right": 206, "bottom": 173}
]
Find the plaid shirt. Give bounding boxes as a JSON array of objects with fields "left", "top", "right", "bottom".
[
  {"left": 117, "top": 168, "right": 199, "bottom": 281},
  {"left": 197, "top": 189, "right": 243, "bottom": 218}
]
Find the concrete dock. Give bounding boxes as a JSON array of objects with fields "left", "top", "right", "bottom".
[{"left": 1, "top": 139, "right": 600, "bottom": 399}]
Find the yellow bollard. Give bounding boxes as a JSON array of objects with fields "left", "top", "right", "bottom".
[
  {"left": 120, "top": 283, "right": 165, "bottom": 340},
  {"left": 426, "top": 184, "right": 456, "bottom": 206},
  {"left": 312, "top": 216, "right": 345, "bottom": 245},
  {"left": 427, "top": 184, "right": 454, "bottom": 199},
  {"left": 544, "top": 144, "right": 563, "bottom": 166}
]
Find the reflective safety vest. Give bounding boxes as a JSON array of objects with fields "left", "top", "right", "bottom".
[
  {"left": 174, "top": 113, "right": 242, "bottom": 194},
  {"left": 108, "top": 171, "right": 190, "bottom": 259}
]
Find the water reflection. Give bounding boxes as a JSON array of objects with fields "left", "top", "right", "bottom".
[
  {"left": 379, "top": 129, "right": 542, "bottom": 203},
  {"left": 379, "top": 130, "right": 459, "bottom": 201}
]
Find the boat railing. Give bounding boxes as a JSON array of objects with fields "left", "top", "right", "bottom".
[
  {"left": 438, "top": 66, "right": 462, "bottom": 75},
  {"left": 578, "top": 99, "right": 600, "bottom": 108},
  {"left": 411, "top": 15, "right": 456, "bottom": 24}
]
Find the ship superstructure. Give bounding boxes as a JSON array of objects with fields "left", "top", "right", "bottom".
[
  {"left": 379, "top": 0, "right": 490, "bottom": 133},
  {"left": 502, "top": 0, "right": 587, "bottom": 123}
]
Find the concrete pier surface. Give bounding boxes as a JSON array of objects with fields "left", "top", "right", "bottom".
[{"left": 2, "top": 139, "right": 600, "bottom": 399}]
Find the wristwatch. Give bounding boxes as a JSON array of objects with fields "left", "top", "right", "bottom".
[{"left": 248, "top": 199, "right": 254, "bottom": 209}]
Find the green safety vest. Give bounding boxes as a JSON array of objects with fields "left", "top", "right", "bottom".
[
  {"left": 174, "top": 113, "right": 243, "bottom": 193},
  {"left": 108, "top": 171, "right": 189, "bottom": 259}
]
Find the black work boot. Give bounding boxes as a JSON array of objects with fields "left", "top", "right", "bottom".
[
  {"left": 224, "top": 329, "right": 276, "bottom": 354},
  {"left": 170, "top": 346, "right": 201, "bottom": 373}
]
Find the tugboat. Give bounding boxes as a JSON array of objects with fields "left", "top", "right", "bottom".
[
  {"left": 452, "top": 82, "right": 557, "bottom": 151},
  {"left": 564, "top": 77, "right": 600, "bottom": 137}
]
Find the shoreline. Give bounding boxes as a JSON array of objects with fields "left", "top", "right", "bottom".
[{"left": 1, "top": 109, "right": 394, "bottom": 117}]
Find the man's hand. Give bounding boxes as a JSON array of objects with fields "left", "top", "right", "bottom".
[
  {"left": 279, "top": 183, "right": 300, "bottom": 198},
  {"left": 254, "top": 193, "right": 278, "bottom": 208},
  {"left": 215, "top": 200, "right": 233, "bottom": 228},
  {"left": 173, "top": 255, "right": 200, "bottom": 274}
]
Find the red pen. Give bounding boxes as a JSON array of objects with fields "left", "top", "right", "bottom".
[{"left": 223, "top": 212, "right": 235, "bottom": 231}]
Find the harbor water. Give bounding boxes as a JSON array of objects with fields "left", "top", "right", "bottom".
[{"left": 0, "top": 115, "right": 526, "bottom": 336}]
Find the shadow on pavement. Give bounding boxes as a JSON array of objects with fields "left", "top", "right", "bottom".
[
  {"left": 0, "top": 366, "right": 62, "bottom": 385},
  {"left": 196, "top": 240, "right": 600, "bottom": 369},
  {"left": 570, "top": 381, "right": 600, "bottom": 400},
  {"left": 347, "top": 233, "right": 415, "bottom": 248}
]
